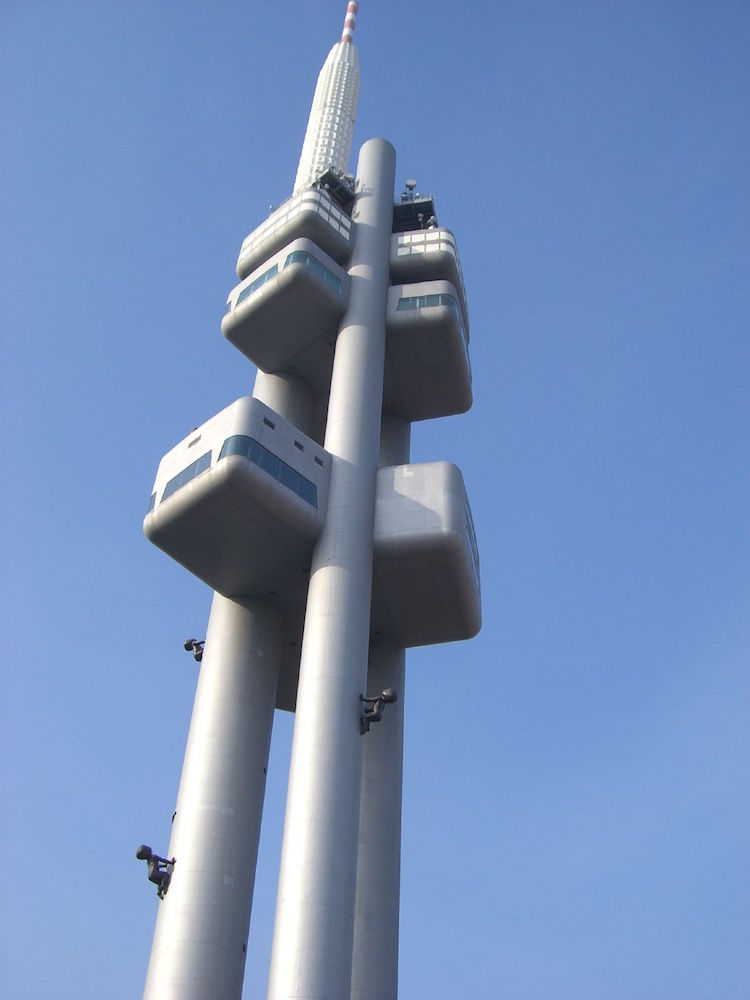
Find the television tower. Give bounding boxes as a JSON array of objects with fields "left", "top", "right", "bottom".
[{"left": 139, "top": 4, "right": 480, "bottom": 999}]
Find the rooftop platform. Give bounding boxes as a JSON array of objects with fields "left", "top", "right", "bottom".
[{"left": 392, "top": 193, "right": 438, "bottom": 233}]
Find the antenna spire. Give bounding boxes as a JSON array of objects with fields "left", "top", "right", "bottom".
[
  {"left": 341, "top": 1, "right": 358, "bottom": 43},
  {"left": 293, "top": 1, "right": 360, "bottom": 192}
]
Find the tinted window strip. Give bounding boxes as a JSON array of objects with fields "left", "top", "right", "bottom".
[
  {"left": 218, "top": 434, "right": 318, "bottom": 508},
  {"left": 235, "top": 263, "right": 279, "bottom": 309},
  {"left": 161, "top": 451, "right": 212, "bottom": 503},
  {"left": 284, "top": 251, "right": 342, "bottom": 295},
  {"left": 396, "top": 293, "right": 459, "bottom": 314}
]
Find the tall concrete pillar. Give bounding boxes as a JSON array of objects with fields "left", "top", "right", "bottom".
[
  {"left": 351, "top": 644, "right": 405, "bottom": 1000},
  {"left": 253, "top": 370, "right": 315, "bottom": 439},
  {"left": 266, "top": 137, "right": 397, "bottom": 1000},
  {"left": 143, "top": 595, "right": 283, "bottom": 1000},
  {"left": 351, "top": 414, "right": 410, "bottom": 1000}
]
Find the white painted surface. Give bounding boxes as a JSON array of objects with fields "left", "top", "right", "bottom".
[{"left": 293, "top": 39, "right": 359, "bottom": 192}]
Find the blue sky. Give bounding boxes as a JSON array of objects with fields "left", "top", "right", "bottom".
[{"left": 2, "top": 2, "right": 748, "bottom": 997}]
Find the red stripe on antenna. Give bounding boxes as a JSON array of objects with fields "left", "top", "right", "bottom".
[{"left": 341, "top": 1, "right": 358, "bottom": 42}]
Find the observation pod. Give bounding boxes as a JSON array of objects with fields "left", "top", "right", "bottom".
[
  {"left": 390, "top": 227, "right": 469, "bottom": 323},
  {"left": 144, "top": 397, "right": 330, "bottom": 608},
  {"left": 236, "top": 188, "right": 353, "bottom": 281},
  {"left": 384, "top": 280, "right": 472, "bottom": 421},
  {"left": 221, "top": 238, "right": 348, "bottom": 374},
  {"left": 371, "top": 461, "right": 481, "bottom": 648}
]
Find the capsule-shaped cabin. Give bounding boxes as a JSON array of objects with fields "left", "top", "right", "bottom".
[
  {"left": 144, "top": 397, "right": 330, "bottom": 605},
  {"left": 235, "top": 188, "right": 353, "bottom": 281},
  {"left": 371, "top": 461, "right": 481, "bottom": 648},
  {"left": 222, "top": 238, "right": 348, "bottom": 375},
  {"left": 390, "top": 228, "right": 469, "bottom": 323},
  {"left": 383, "top": 280, "right": 472, "bottom": 422}
]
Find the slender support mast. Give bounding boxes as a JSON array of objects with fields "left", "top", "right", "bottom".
[
  {"left": 142, "top": 597, "right": 282, "bottom": 1000},
  {"left": 267, "top": 136, "right": 397, "bottom": 1000},
  {"left": 350, "top": 415, "right": 410, "bottom": 1000}
]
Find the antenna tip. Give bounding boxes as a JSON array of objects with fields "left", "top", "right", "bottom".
[{"left": 341, "top": 1, "right": 359, "bottom": 43}]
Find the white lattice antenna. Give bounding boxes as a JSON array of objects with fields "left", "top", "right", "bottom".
[{"left": 293, "top": 2, "right": 360, "bottom": 193}]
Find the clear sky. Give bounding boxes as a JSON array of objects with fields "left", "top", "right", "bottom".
[{"left": 2, "top": 2, "right": 748, "bottom": 998}]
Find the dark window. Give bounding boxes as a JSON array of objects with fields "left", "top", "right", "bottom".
[
  {"left": 235, "top": 263, "right": 279, "bottom": 309},
  {"left": 279, "top": 463, "right": 298, "bottom": 492},
  {"left": 161, "top": 451, "right": 212, "bottom": 503},
  {"left": 396, "top": 292, "right": 459, "bottom": 314},
  {"left": 221, "top": 434, "right": 262, "bottom": 465},
  {"left": 284, "top": 250, "right": 342, "bottom": 295},
  {"left": 298, "top": 478, "right": 317, "bottom": 507},
  {"left": 260, "top": 448, "right": 281, "bottom": 479}
]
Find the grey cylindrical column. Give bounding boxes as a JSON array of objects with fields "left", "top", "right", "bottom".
[
  {"left": 351, "top": 645, "right": 405, "bottom": 1000},
  {"left": 253, "top": 370, "right": 314, "bottom": 438},
  {"left": 351, "top": 414, "right": 410, "bottom": 1000},
  {"left": 266, "top": 138, "right": 397, "bottom": 1000},
  {"left": 143, "top": 595, "right": 282, "bottom": 1000},
  {"left": 377, "top": 413, "right": 411, "bottom": 469}
]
